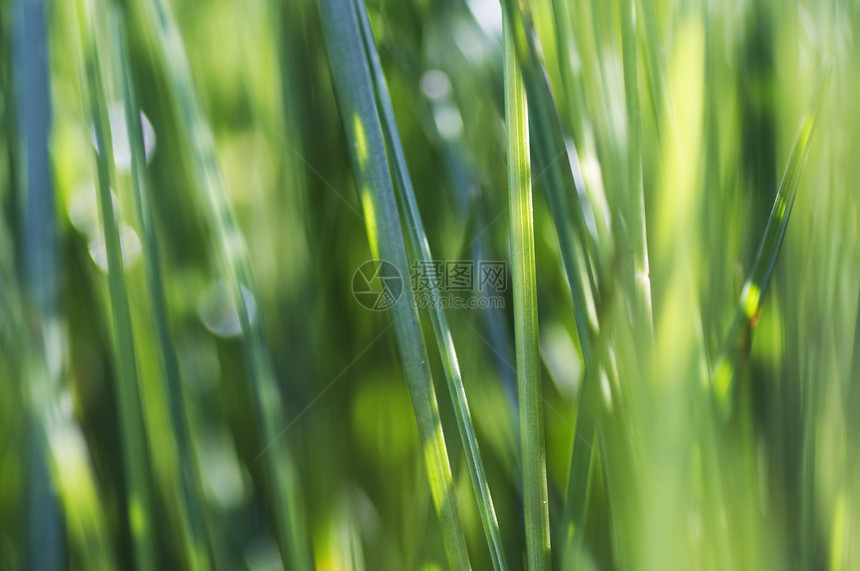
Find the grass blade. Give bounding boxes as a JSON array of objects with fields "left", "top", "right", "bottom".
[
  {"left": 77, "top": 1, "right": 159, "bottom": 568},
  {"left": 499, "top": 0, "right": 601, "bottom": 363},
  {"left": 353, "top": 2, "right": 507, "bottom": 569},
  {"left": 112, "top": 12, "right": 212, "bottom": 570},
  {"left": 319, "top": 0, "right": 471, "bottom": 567},
  {"left": 504, "top": 11, "right": 551, "bottom": 570},
  {"left": 712, "top": 70, "right": 829, "bottom": 419},
  {"left": 134, "top": 0, "right": 312, "bottom": 567},
  {"left": 10, "top": 0, "right": 63, "bottom": 567},
  {"left": 493, "top": 9, "right": 604, "bottom": 550},
  {"left": 8, "top": 5, "right": 118, "bottom": 566}
]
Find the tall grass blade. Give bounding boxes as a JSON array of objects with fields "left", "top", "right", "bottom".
[
  {"left": 111, "top": 12, "right": 212, "bottom": 570},
  {"left": 134, "top": 0, "right": 312, "bottom": 567},
  {"left": 494, "top": 2, "right": 613, "bottom": 563},
  {"left": 78, "top": 1, "right": 158, "bottom": 567},
  {"left": 10, "top": 0, "right": 63, "bottom": 567},
  {"left": 319, "top": 0, "right": 471, "bottom": 567},
  {"left": 499, "top": 0, "right": 600, "bottom": 363},
  {"left": 712, "top": 70, "right": 829, "bottom": 419},
  {"left": 354, "top": 2, "right": 506, "bottom": 568},
  {"left": 504, "top": 11, "right": 551, "bottom": 570},
  {"left": 6, "top": 4, "right": 116, "bottom": 550}
]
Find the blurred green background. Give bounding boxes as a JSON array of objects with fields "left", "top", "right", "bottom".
[{"left": 1, "top": 0, "right": 859, "bottom": 569}]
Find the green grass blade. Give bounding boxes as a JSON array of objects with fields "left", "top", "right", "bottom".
[
  {"left": 111, "top": 12, "right": 211, "bottom": 570},
  {"left": 77, "top": 1, "right": 158, "bottom": 567},
  {"left": 353, "top": 2, "right": 507, "bottom": 569},
  {"left": 134, "top": 1, "right": 312, "bottom": 567},
  {"left": 319, "top": 0, "right": 471, "bottom": 568},
  {"left": 9, "top": 0, "right": 63, "bottom": 567},
  {"left": 499, "top": 0, "right": 601, "bottom": 364},
  {"left": 8, "top": 5, "right": 117, "bottom": 566},
  {"left": 504, "top": 12, "right": 551, "bottom": 570},
  {"left": 712, "top": 71, "right": 829, "bottom": 419},
  {"left": 494, "top": 3, "right": 613, "bottom": 564}
]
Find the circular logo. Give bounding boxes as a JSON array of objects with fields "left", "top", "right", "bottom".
[{"left": 351, "top": 260, "right": 404, "bottom": 311}]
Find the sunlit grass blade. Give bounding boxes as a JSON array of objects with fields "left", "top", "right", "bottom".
[
  {"left": 712, "top": 70, "right": 830, "bottom": 419},
  {"left": 499, "top": 0, "right": 600, "bottom": 363},
  {"left": 504, "top": 11, "right": 551, "bottom": 570},
  {"left": 77, "top": 1, "right": 159, "bottom": 568},
  {"left": 134, "top": 0, "right": 312, "bottom": 567},
  {"left": 111, "top": 12, "right": 211, "bottom": 570},
  {"left": 497, "top": 2, "right": 610, "bottom": 564},
  {"left": 354, "top": 2, "right": 506, "bottom": 568},
  {"left": 319, "top": 0, "right": 470, "bottom": 568}
]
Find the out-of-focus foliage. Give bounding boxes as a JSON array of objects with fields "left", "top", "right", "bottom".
[{"left": 0, "top": 0, "right": 858, "bottom": 569}]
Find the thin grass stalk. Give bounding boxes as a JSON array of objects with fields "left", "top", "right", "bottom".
[
  {"left": 78, "top": 1, "right": 157, "bottom": 567},
  {"left": 111, "top": 12, "right": 212, "bottom": 570},
  {"left": 712, "top": 72, "right": 828, "bottom": 419},
  {"left": 353, "top": 2, "right": 506, "bottom": 568},
  {"left": 504, "top": 12, "right": 551, "bottom": 570},
  {"left": 134, "top": 0, "right": 312, "bottom": 567},
  {"left": 319, "top": 0, "right": 470, "bottom": 567}
]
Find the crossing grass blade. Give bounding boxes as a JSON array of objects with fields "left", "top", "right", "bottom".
[
  {"left": 132, "top": 0, "right": 312, "bottom": 567},
  {"left": 77, "top": 0, "right": 158, "bottom": 567},
  {"left": 353, "top": 2, "right": 507, "bottom": 569},
  {"left": 319, "top": 0, "right": 471, "bottom": 568},
  {"left": 711, "top": 70, "right": 830, "bottom": 420},
  {"left": 504, "top": 11, "right": 551, "bottom": 570}
]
